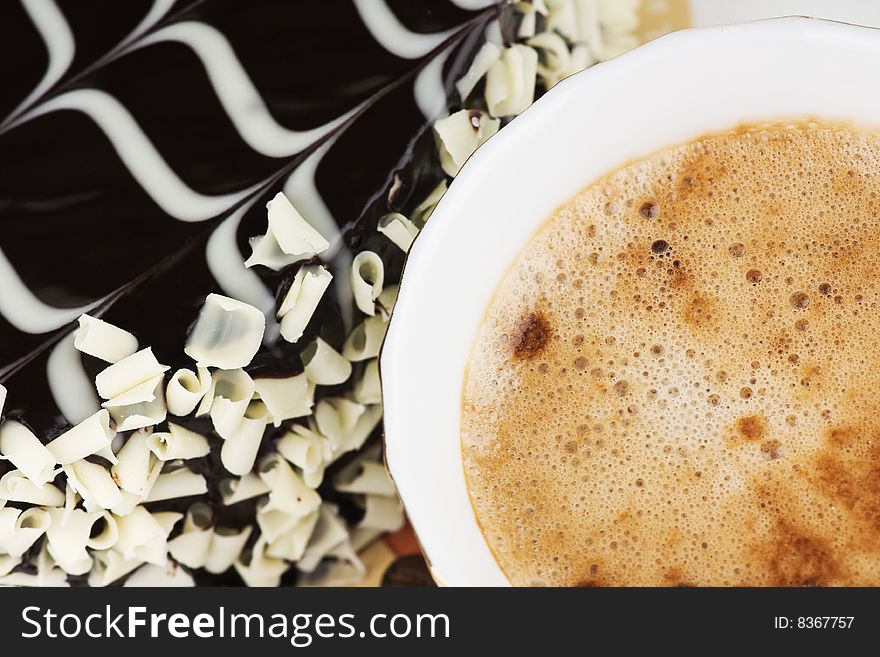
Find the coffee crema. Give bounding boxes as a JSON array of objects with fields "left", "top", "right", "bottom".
[{"left": 462, "top": 122, "right": 880, "bottom": 586}]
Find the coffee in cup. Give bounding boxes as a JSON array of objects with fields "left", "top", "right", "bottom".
[{"left": 462, "top": 122, "right": 880, "bottom": 586}]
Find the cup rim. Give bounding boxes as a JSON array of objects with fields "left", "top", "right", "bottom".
[{"left": 380, "top": 15, "right": 880, "bottom": 586}]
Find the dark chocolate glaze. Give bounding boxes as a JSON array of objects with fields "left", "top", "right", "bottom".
[{"left": 0, "top": 0, "right": 509, "bottom": 585}]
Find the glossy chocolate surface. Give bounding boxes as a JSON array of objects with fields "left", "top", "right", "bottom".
[{"left": 0, "top": 0, "right": 502, "bottom": 584}]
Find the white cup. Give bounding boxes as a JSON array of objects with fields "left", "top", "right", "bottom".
[{"left": 381, "top": 16, "right": 880, "bottom": 586}]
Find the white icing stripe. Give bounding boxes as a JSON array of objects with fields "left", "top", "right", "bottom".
[
  {"left": 25, "top": 89, "right": 251, "bottom": 221},
  {"left": 352, "top": 0, "right": 456, "bottom": 59},
  {"left": 206, "top": 199, "right": 280, "bottom": 344},
  {"left": 1, "top": 0, "right": 73, "bottom": 127},
  {"left": 0, "top": 3, "right": 469, "bottom": 336},
  {"left": 2, "top": 0, "right": 175, "bottom": 134},
  {"left": 46, "top": 332, "right": 101, "bottom": 425},
  {"left": 0, "top": 245, "right": 99, "bottom": 333},
  {"left": 414, "top": 43, "right": 453, "bottom": 119},
  {"left": 449, "top": 0, "right": 498, "bottom": 8},
  {"left": 485, "top": 17, "right": 504, "bottom": 46},
  {"left": 283, "top": 139, "right": 355, "bottom": 330},
  {"left": 138, "top": 22, "right": 359, "bottom": 158},
  {"left": 110, "top": 0, "right": 176, "bottom": 56},
  {"left": 283, "top": 140, "right": 342, "bottom": 255},
  {"left": 456, "top": 41, "right": 501, "bottom": 99},
  {"left": 0, "top": 0, "right": 468, "bottom": 336}
]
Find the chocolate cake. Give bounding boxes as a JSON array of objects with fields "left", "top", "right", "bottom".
[{"left": 0, "top": 0, "right": 641, "bottom": 586}]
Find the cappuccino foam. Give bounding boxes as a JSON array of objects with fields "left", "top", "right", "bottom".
[{"left": 462, "top": 123, "right": 880, "bottom": 586}]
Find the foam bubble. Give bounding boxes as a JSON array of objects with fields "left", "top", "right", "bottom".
[{"left": 462, "top": 123, "right": 880, "bottom": 586}]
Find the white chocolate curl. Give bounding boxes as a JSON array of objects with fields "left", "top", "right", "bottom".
[
  {"left": 45, "top": 508, "right": 99, "bottom": 575},
  {"left": 0, "top": 420, "right": 56, "bottom": 486},
  {"left": 87, "top": 549, "right": 142, "bottom": 587},
  {"left": 0, "top": 555, "right": 17, "bottom": 578},
  {"left": 528, "top": 31, "right": 576, "bottom": 89},
  {"left": 302, "top": 337, "right": 352, "bottom": 386},
  {"left": 253, "top": 374, "right": 314, "bottom": 427},
  {"left": 297, "top": 504, "right": 352, "bottom": 573},
  {"left": 0, "top": 507, "right": 50, "bottom": 557},
  {"left": 0, "top": 383, "right": 6, "bottom": 417},
  {"left": 74, "top": 314, "right": 138, "bottom": 363},
  {"left": 545, "top": 0, "right": 639, "bottom": 61},
  {"left": 113, "top": 506, "right": 180, "bottom": 566},
  {"left": 298, "top": 561, "right": 367, "bottom": 589},
  {"left": 277, "top": 425, "right": 330, "bottom": 488},
  {"left": 0, "top": 509, "right": 19, "bottom": 543},
  {"left": 486, "top": 44, "right": 538, "bottom": 117},
  {"left": 144, "top": 466, "right": 208, "bottom": 502},
  {"left": 120, "top": 461, "right": 165, "bottom": 513},
  {"left": 165, "top": 366, "right": 211, "bottom": 417},
  {"left": 376, "top": 284, "right": 399, "bottom": 321},
  {"left": 595, "top": 0, "right": 640, "bottom": 59},
  {"left": 259, "top": 455, "right": 321, "bottom": 520},
  {"left": 111, "top": 490, "right": 147, "bottom": 517},
  {"left": 33, "top": 545, "right": 74, "bottom": 585},
  {"left": 456, "top": 41, "right": 501, "bottom": 100},
  {"left": 234, "top": 536, "right": 288, "bottom": 587},
  {"left": 350, "top": 251, "right": 384, "bottom": 316},
  {"left": 1, "top": 550, "right": 70, "bottom": 587},
  {"left": 110, "top": 429, "right": 156, "bottom": 495},
  {"left": 62, "top": 481, "right": 77, "bottom": 520},
  {"left": 220, "top": 400, "right": 269, "bottom": 476},
  {"left": 314, "top": 399, "right": 383, "bottom": 456},
  {"left": 167, "top": 504, "right": 214, "bottom": 569},
  {"left": 359, "top": 494, "right": 405, "bottom": 532},
  {"left": 184, "top": 294, "right": 265, "bottom": 370},
  {"left": 95, "top": 347, "right": 169, "bottom": 400},
  {"left": 204, "top": 525, "right": 252, "bottom": 574},
  {"left": 354, "top": 359, "right": 382, "bottom": 405},
  {"left": 199, "top": 368, "right": 255, "bottom": 439},
  {"left": 330, "top": 534, "right": 372, "bottom": 563},
  {"left": 343, "top": 315, "right": 388, "bottom": 362},
  {"left": 64, "top": 459, "right": 123, "bottom": 511},
  {"left": 147, "top": 423, "right": 210, "bottom": 461},
  {"left": 313, "top": 397, "right": 364, "bottom": 447},
  {"left": 46, "top": 409, "right": 115, "bottom": 465},
  {"left": 515, "top": 0, "right": 548, "bottom": 38},
  {"left": 265, "top": 511, "right": 318, "bottom": 562},
  {"left": 377, "top": 212, "right": 419, "bottom": 253},
  {"left": 411, "top": 180, "right": 447, "bottom": 227},
  {"left": 220, "top": 472, "right": 271, "bottom": 506},
  {"left": 0, "top": 470, "right": 64, "bottom": 506},
  {"left": 102, "top": 374, "right": 161, "bottom": 407},
  {"left": 546, "top": 0, "right": 578, "bottom": 40},
  {"left": 104, "top": 374, "right": 167, "bottom": 431},
  {"left": 334, "top": 459, "right": 396, "bottom": 496},
  {"left": 434, "top": 109, "right": 499, "bottom": 177},
  {"left": 124, "top": 559, "right": 194, "bottom": 587},
  {"left": 277, "top": 264, "right": 333, "bottom": 343},
  {"left": 136, "top": 507, "right": 183, "bottom": 566},
  {"left": 245, "top": 192, "right": 329, "bottom": 271},
  {"left": 256, "top": 496, "right": 302, "bottom": 543},
  {"left": 87, "top": 511, "right": 119, "bottom": 551}
]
